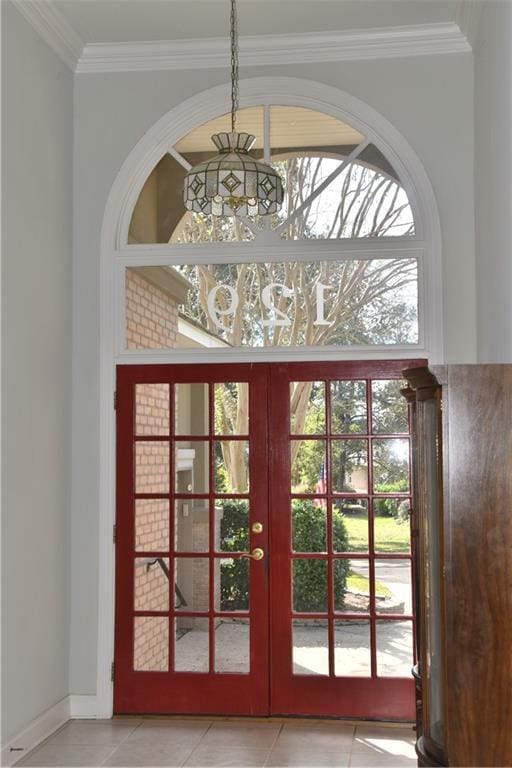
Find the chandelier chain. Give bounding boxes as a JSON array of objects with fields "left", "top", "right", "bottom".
[
  {"left": 230, "top": 0, "right": 239, "bottom": 133},
  {"left": 183, "top": 0, "right": 283, "bottom": 216}
]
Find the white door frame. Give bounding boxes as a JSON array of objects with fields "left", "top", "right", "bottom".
[{"left": 96, "top": 76, "right": 442, "bottom": 717}]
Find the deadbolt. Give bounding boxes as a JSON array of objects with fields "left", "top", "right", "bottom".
[{"left": 251, "top": 521, "right": 264, "bottom": 534}]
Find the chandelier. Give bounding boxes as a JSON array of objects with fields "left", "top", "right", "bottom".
[{"left": 183, "top": 0, "right": 284, "bottom": 217}]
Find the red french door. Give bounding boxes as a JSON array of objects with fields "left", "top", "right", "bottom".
[
  {"left": 114, "top": 364, "right": 269, "bottom": 714},
  {"left": 114, "top": 360, "right": 422, "bottom": 718},
  {"left": 269, "top": 361, "right": 419, "bottom": 720}
]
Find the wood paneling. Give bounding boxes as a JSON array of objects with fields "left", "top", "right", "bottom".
[
  {"left": 405, "top": 365, "right": 512, "bottom": 767},
  {"left": 444, "top": 365, "right": 512, "bottom": 767}
]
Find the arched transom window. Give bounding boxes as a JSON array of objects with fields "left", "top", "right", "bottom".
[{"left": 122, "top": 105, "right": 425, "bottom": 356}]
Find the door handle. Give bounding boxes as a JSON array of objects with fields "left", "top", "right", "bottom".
[{"left": 241, "top": 547, "right": 264, "bottom": 561}]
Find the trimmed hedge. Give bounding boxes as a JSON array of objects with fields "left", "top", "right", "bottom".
[{"left": 218, "top": 498, "right": 349, "bottom": 612}]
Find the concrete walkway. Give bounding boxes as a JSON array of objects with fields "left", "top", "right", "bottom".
[{"left": 175, "top": 619, "right": 412, "bottom": 677}]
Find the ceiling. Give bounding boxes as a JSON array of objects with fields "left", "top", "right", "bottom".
[
  {"left": 53, "top": 0, "right": 460, "bottom": 45},
  {"left": 175, "top": 106, "right": 364, "bottom": 153}
]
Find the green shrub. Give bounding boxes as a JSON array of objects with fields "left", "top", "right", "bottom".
[
  {"left": 374, "top": 482, "right": 408, "bottom": 518},
  {"left": 292, "top": 499, "right": 349, "bottom": 611},
  {"left": 218, "top": 498, "right": 350, "bottom": 612},
  {"left": 218, "top": 499, "right": 249, "bottom": 610}
]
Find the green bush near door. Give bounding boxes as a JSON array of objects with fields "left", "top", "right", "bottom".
[{"left": 218, "top": 499, "right": 350, "bottom": 613}]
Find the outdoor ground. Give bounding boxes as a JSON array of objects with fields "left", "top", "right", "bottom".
[{"left": 175, "top": 618, "right": 412, "bottom": 678}]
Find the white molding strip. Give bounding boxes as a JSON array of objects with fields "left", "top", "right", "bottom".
[
  {"left": 9, "top": 2, "right": 472, "bottom": 75},
  {"left": 1, "top": 695, "right": 98, "bottom": 766},
  {"left": 76, "top": 22, "right": 470, "bottom": 74},
  {"left": 69, "top": 694, "right": 98, "bottom": 719},
  {"left": 1, "top": 697, "right": 70, "bottom": 767},
  {"left": 11, "top": 0, "right": 83, "bottom": 71}
]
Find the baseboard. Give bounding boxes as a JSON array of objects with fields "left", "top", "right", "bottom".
[
  {"left": 69, "top": 694, "right": 97, "bottom": 719},
  {"left": 1, "top": 697, "right": 70, "bottom": 767},
  {"left": 1, "top": 694, "right": 98, "bottom": 766}
]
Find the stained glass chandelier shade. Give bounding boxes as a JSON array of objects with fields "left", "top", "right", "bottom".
[{"left": 183, "top": 1, "right": 283, "bottom": 216}]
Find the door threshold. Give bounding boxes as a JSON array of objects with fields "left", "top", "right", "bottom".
[{"left": 112, "top": 714, "right": 413, "bottom": 727}]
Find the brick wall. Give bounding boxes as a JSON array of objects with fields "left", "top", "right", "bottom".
[
  {"left": 126, "top": 268, "right": 179, "bottom": 349},
  {"left": 134, "top": 616, "right": 168, "bottom": 671},
  {"left": 129, "top": 291, "right": 176, "bottom": 668},
  {"left": 135, "top": 382, "right": 170, "bottom": 436},
  {"left": 125, "top": 270, "right": 215, "bottom": 671}
]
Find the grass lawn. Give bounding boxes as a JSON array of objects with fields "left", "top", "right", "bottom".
[
  {"left": 347, "top": 570, "right": 392, "bottom": 598},
  {"left": 342, "top": 511, "right": 410, "bottom": 553}
]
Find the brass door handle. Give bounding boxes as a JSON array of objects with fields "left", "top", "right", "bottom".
[{"left": 241, "top": 547, "right": 264, "bottom": 561}]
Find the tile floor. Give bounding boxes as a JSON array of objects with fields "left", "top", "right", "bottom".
[{"left": 16, "top": 718, "right": 416, "bottom": 767}]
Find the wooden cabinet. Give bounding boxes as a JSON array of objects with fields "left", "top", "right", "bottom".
[{"left": 403, "top": 365, "right": 512, "bottom": 768}]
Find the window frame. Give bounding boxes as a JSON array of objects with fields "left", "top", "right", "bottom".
[
  {"left": 113, "top": 94, "right": 436, "bottom": 363},
  {"left": 116, "top": 240, "right": 427, "bottom": 361}
]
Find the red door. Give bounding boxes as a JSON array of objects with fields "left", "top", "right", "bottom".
[
  {"left": 114, "top": 360, "right": 422, "bottom": 718},
  {"left": 269, "top": 361, "right": 419, "bottom": 720},
  {"left": 114, "top": 364, "right": 270, "bottom": 715}
]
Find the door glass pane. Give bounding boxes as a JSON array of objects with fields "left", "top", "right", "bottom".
[
  {"left": 292, "top": 619, "right": 329, "bottom": 676},
  {"left": 333, "top": 498, "right": 368, "bottom": 552},
  {"left": 215, "top": 619, "right": 250, "bottom": 673},
  {"left": 216, "top": 499, "right": 249, "bottom": 553},
  {"left": 376, "top": 620, "right": 413, "bottom": 677},
  {"left": 292, "top": 499, "right": 326, "bottom": 553},
  {"left": 175, "top": 441, "right": 209, "bottom": 493},
  {"left": 372, "top": 439, "right": 409, "bottom": 492},
  {"left": 293, "top": 559, "right": 327, "bottom": 613},
  {"left": 336, "top": 559, "right": 370, "bottom": 613},
  {"left": 371, "top": 380, "right": 408, "bottom": 434},
  {"left": 334, "top": 620, "right": 371, "bottom": 677},
  {"left": 331, "top": 381, "right": 367, "bottom": 434},
  {"left": 174, "top": 617, "right": 209, "bottom": 673},
  {"left": 134, "top": 558, "right": 169, "bottom": 612},
  {"left": 373, "top": 499, "right": 411, "bottom": 553},
  {"left": 215, "top": 441, "right": 250, "bottom": 493},
  {"left": 174, "top": 558, "right": 209, "bottom": 612},
  {"left": 422, "top": 398, "right": 444, "bottom": 746},
  {"left": 135, "top": 384, "right": 170, "bottom": 436},
  {"left": 175, "top": 383, "right": 209, "bottom": 435},
  {"left": 375, "top": 559, "right": 413, "bottom": 615},
  {"left": 135, "top": 442, "right": 170, "bottom": 494},
  {"left": 291, "top": 439, "right": 326, "bottom": 493},
  {"left": 175, "top": 500, "right": 209, "bottom": 552},
  {"left": 135, "top": 499, "right": 169, "bottom": 552},
  {"left": 214, "top": 383, "right": 249, "bottom": 435},
  {"left": 215, "top": 557, "right": 249, "bottom": 612},
  {"left": 290, "top": 381, "right": 326, "bottom": 435},
  {"left": 331, "top": 439, "right": 368, "bottom": 493},
  {"left": 134, "top": 617, "right": 168, "bottom": 671}
]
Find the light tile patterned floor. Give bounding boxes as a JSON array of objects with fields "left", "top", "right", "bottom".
[{"left": 16, "top": 718, "right": 416, "bottom": 767}]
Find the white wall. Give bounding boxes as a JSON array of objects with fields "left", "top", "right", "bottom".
[
  {"left": 71, "top": 52, "right": 475, "bottom": 694},
  {"left": 1, "top": 2, "right": 73, "bottom": 742},
  {"left": 474, "top": 0, "right": 512, "bottom": 362}
]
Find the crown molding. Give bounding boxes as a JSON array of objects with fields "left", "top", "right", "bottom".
[
  {"left": 456, "top": 0, "right": 483, "bottom": 47},
  {"left": 11, "top": 0, "right": 83, "bottom": 71},
  {"left": 9, "top": 2, "right": 472, "bottom": 76},
  {"left": 76, "top": 22, "right": 471, "bottom": 74}
]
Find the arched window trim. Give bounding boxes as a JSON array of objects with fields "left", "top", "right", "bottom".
[
  {"left": 107, "top": 81, "right": 440, "bottom": 362},
  {"left": 114, "top": 90, "right": 428, "bottom": 250}
]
